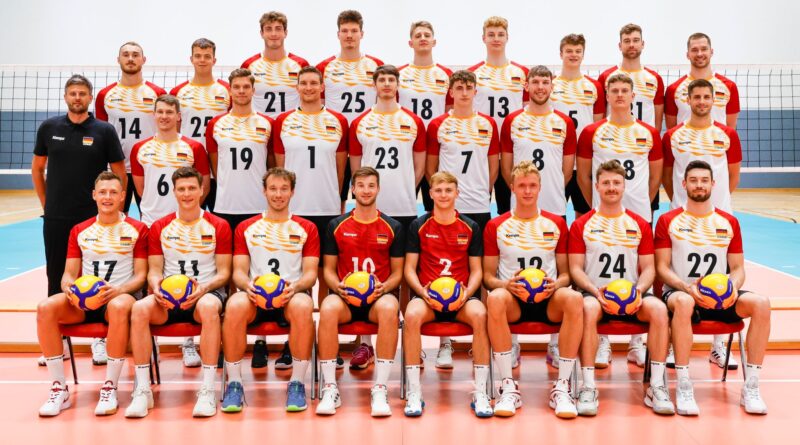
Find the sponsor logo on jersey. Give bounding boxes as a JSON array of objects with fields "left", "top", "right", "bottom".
[
  {"left": 331, "top": 71, "right": 345, "bottom": 77},
  {"left": 626, "top": 229, "right": 638, "bottom": 239},
  {"left": 401, "top": 78, "right": 415, "bottom": 84},
  {"left": 518, "top": 126, "right": 531, "bottom": 131},
  {"left": 343, "top": 232, "right": 358, "bottom": 238},
  {"left": 366, "top": 126, "right": 379, "bottom": 131},
  {"left": 714, "top": 140, "right": 725, "bottom": 148},
  {"left": 108, "top": 98, "right": 123, "bottom": 102},
  {"left": 552, "top": 128, "right": 562, "bottom": 137},
  {"left": 457, "top": 233, "right": 469, "bottom": 245},
  {"left": 253, "top": 72, "right": 266, "bottom": 78},
  {"left": 678, "top": 140, "right": 691, "bottom": 145},
  {"left": 220, "top": 127, "right": 234, "bottom": 131},
  {"left": 142, "top": 97, "right": 154, "bottom": 105},
  {"left": 601, "top": 137, "right": 615, "bottom": 142},
  {"left": 543, "top": 231, "right": 555, "bottom": 241},
  {"left": 505, "top": 233, "right": 520, "bottom": 238},
  {"left": 425, "top": 234, "right": 439, "bottom": 239},
  {"left": 166, "top": 235, "right": 180, "bottom": 241},
  {"left": 716, "top": 228, "right": 728, "bottom": 238},
  {"left": 52, "top": 136, "right": 65, "bottom": 141},
  {"left": 636, "top": 137, "right": 647, "bottom": 147},
  {"left": 253, "top": 233, "right": 267, "bottom": 238},
  {"left": 678, "top": 227, "right": 693, "bottom": 233},
  {"left": 201, "top": 234, "right": 214, "bottom": 245},
  {"left": 590, "top": 229, "right": 604, "bottom": 234},
  {"left": 478, "top": 76, "right": 491, "bottom": 81},
  {"left": 215, "top": 96, "right": 226, "bottom": 104},
  {"left": 256, "top": 127, "right": 267, "bottom": 136},
  {"left": 376, "top": 233, "right": 388, "bottom": 244},
  {"left": 82, "top": 137, "right": 94, "bottom": 146},
  {"left": 84, "top": 237, "right": 99, "bottom": 242},
  {"left": 289, "top": 234, "right": 302, "bottom": 244},
  {"left": 445, "top": 129, "right": 459, "bottom": 135}
]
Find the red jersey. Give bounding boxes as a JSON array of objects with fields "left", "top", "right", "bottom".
[
  {"left": 406, "top": 213, "right": 482, "bottom": 286},
  {"left": 67, "top": 215, "right": 149, "bottom": 286},
  {"left": 323, "top": 212, "right": 404, "bottom": 282},
  {"left": 234, "top": 214, "right": 319, "bottom": 282}
]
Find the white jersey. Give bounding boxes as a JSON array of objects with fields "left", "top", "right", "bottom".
[
  {"left": 598, "top": 67, "right": 664, "bottom": 127},
  {"left": 398, "top": 63, "right": 453, "bottom": 125},
  {"left": 241, "top": 53, "right": 310, "bottom": 118},
  {"left": 550, "top": 75, "right": 604, "bottom": 136},
  {"left": 468, "top": 61, "right": 529, "bottom": 128},
  {"left": 317, "top": 55, "right": 384, "bottom": 123},
  {"left": 666, "top": 73, "right": 740, "bottom": 124},
  {"left": 234, "top": 214, "right": 320, "bottom": 281},
  {"left": 170, "top": 80, "right": 231, "bottom": 144}
]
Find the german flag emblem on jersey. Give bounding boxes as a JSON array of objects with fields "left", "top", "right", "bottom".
[
  {"left": 645, "top": 82, "right": 655, "bottom": 89},
  {"left": 626, "top": 229, "right": 638, "bottom": 239},
  {"left": 288, "top": 72, "right": 298, "bottom": 79},
  {"left": 583, "top": 90, "right": 594, "bottom": 97},
  {"left": 636, "top": 138, "right": 647, "bottom": 146},
  {"left": 326, "top": 125, "right": 337, "bottom": 134},
  {"left": 543, "top": 232, "right": 554, "bottom": 241},
  {"left": 143, "top": 97, "right": 154, "bottom": 105},
  {"left": 376, "top": 233, "right": 388, "bottom": 244},
  {"left": 400, "top": 124, "right": 411, "bottom": 133},
  {"left": 552, "top": 128, "right": 563, "bottom": 137},
  {"left": 215, "top": 96, "right": 226, "bottom": 104},
  {"left": 201, "top": 234, "right": 214, "bottom": 244},
  {"left": 120, "top": 236, "right": 132, "bottom": 245},
  {"left": 366, "top": 71, "right": 374, "bottom": 77},
  {"left": 715, "top": 91, "right": 726, "bottom": 99},
  {"left": 716, "top": 228, "right": 728, "bottom": 238},
  {"left": 82, "top": 137, "right": 94, "bottom": 146},
  {"left": 435, "top": 79, "right": 446, "bottom": 86},
  {"left": 511, "top": 76, "right": 522, "bottom": 83},
  {"left": 256, "top": 127, "right": 267, "bottom": 136},
  {"left": 289, "top": 234, "right": 301, "bottom": 244},
  {"left": 478, "top": 128, "right": 489, "bottom": 136},
  {"left": 177, "top": 152, "right": 188, "bottom": 159},
  {"left": 714, "top": 140, "right": 725, "bottom": 148},
  {"left": 457, "top": 233, "right": 469, "bottom": 245}
]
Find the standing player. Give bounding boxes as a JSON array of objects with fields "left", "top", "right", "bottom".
[
  {"left": 655, "top": 161, "right": 769, "bottom": 415},
  {"left": 569, "top": 160, "right": 673, "bottom": 416},
  {"left": 96, "top": 42, "right": 167, "bottom": 212},
  {"left": 125, "top": 167, "right": 232, "bottom": 418},
  {"left": 37, "top": 172, "right": 147, "bottom": 417},
  {"left": 666, "top": 33, "right": 740, "bottom": 130},
  {"left": 241, "top": 11, "right": 310, "bottom": 117},
  {"left": 317, "top": 167, "right": 403, "bottom": 417},
  {"left": 221, "top": 168, "right": 318, "bottom": 413},
  {"left": 485, "top": 161, "right": 583, "bottom": 418}
]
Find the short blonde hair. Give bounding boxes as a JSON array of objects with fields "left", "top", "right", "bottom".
[
  {"left": 511, "top": 160, "right": 541, "bottom": 183},
  {"left": 410, "top": 20, "right": 434, "bottom": 38},
  {"left": 429, "top": 171, "right": 458, "bottom": 187},
  {"left": 483, "top": 16, "right": 508, "bottom": 32}
]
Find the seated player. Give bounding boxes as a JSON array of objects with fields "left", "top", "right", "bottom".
[
  {"left": 317, "top": 167, "right": 403, "bottom": 417},
  {"left": 221, "top": 167, "right": 318, "bottom": 413},
  {"left": 403, "top": 172, "right": 489, "bottom": 417},
  {"left": 655, "top": 160, "right": 770, "bottom": 415},
  {"left": 569, "top": 160, "right": 673, "bottom": 416},
  {"left": 37, "top": 172, "right": 148, "bottom": 417},
  {"left": 125, "top": 167, "right": 232, "bottom": 418},
  {"left": 485, "top": 161, "right": 583, "bottom": 418}
]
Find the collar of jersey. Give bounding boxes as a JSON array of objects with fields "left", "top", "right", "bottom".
[
  {"left": 595, "top": 207, "right": 626, "bottom": 218},
  {"left": 432, "top": 212, "right": 459, "bottom": 225},
  {"left": 605, "top": 119, "right": 636, "bottom": 129},
  {"left": 524, "top": 108, "right": 552, "bottom": 117},
  {"left": 174, "top": 210, "right": 204, "bottom": 225},
  {"left": 555, "top": 74, "right": 584, "bottom": 82},
  {"left": 408, "top": 63, "right": 435, "bottom": 69},
  {"left": 336, "top": 55, "right": 365, "bottom": 63},
  {"left": 296, "top": 107, "right": 326, "bottom": 115},
  {"left": 189, "top": 80, "right": 217, "bottom": 87},
  {"left": 352, "top": 210, "right": 380, "bottom": 224},
  {"left": 511, "top": 210, "right": 540, "bottom": 222},
  {"left": 261, "top": 211, "right": 291, "bottom": 223},
  {"left": 229, "top": 111, "right": 254, "bottom": 118},
  {"left": 448, "top": 110, "right": 477, "bottom": 120},
  {"left": 116, "top": 82, "right": 145, "bottom": 89},
  {"left": 154, "top": 135, "right": 182, "bottom": 144},
  {"left": 483, "top": 61, "right": 509, "bottom": 69},
  {"left": 682, "top": 121, "right": 713, "bottom": 131},
  {"left": 94, "top": 213, "right": 126, "bottom": 227},
  {"left": 682, "top": 206, "right": 715, "bottom": 218}
]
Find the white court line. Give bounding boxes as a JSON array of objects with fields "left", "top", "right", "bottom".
[
  {"left": 746, "top": 260, "right": 800, "bottom": 281},
  {"left": 0, "top": 207, "right": 40, "bottom": 217},
  {"left": 0, "top": 265, "right": 43, "bottom": 284}
]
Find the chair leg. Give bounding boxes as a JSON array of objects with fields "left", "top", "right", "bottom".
[
  {"left": 571, "top": 360, "right": 578, "bottom": 398},
  {"left": 488, "top": 346, "right": 495, "bottom": 400},
  {"left": 220, "top": 363, "right": 226, "bottom": 402},
  {"left": 400, "top": 322, "right": 406, "bottom": 400},
  {"left": 151, "top": 336, "right": 161, "bottom": 385},
  {"left": 643, "top": 347, "right": 651, "bottom": 384},
  {"left": 66, "top": 337, "right": 78, "bottom": 385},
  {"left": 722, "top": 333, "right": 734, "bottom": 382},
  {"left": 311, "top": 320, "right": 317, "bottom": 401},
  {"left": 738, "top": 330, "right": 747, "bottom": 381}
]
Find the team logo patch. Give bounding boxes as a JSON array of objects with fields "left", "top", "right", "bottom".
[
  {"left": 256, "top": 127, "right": 267, "bottom": 136},
  {"left": 82, "top": 137, "right": 94, "bottom": 146},
  {"left": 542, "top": 231, "right": 554, "bottom": 241},
  {"left": 457, "top": 234, "right": 469, "bottom": 245},
  {"left": 552, "top": 127, "right": 562, "bottom": 137},
  {"left": 376, "top": 233, "right": 389, "bottom": 244},
  {"left": 626, "top": 229, "right": 638, "bottom": 239},
  {"left": 326, "top": 125, "right": 337, "bottom": 134},
  {"left": 713, "top": 140, "right": 725, "bottom": 148},
  {"left": 636, "top": 137, "right": 647, "bottom": 146},
  {"left": 214, "top": 96, "right": 226, "bottom": 104},
  {"left": 142, "top": 97, "right": 154, "bottom": 105},
  {"left": 716, "top": 228, "right": 728, "bottom": 238},
  {"left": 289, "top": 234, "right": 301, "bottom": 244},
  {"left": 201, "top": 234, "right": 214, "bottom": 245}
]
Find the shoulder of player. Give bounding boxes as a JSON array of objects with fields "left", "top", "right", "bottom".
[
  {"left": 96, "top": 82, "right": 119, "bottom": 97},
  {"left": 466, "top": 61, "right": 485, "bottom": 72},
  {"left": 151, "top": 212, "right": 178, "bottom": 231},
  {"left": 286, "top": 53, "right": 310, "bottom": 67},
  {"left": 202, "top": 211, "right": 230, "bottom": 230},
  {"left": 364, "top": 54, "right": 384, "bottom": 66},
  {"left": 540, "top": 209, "right": 567, "bottom": 227},
  {"left": 216, "top": 79, "right": 231, "bottom": 90},
  {"left": 410, "top": 212, "right": 433, "bottom": 231},
  {"left": 664, "top": 122, "right": 685, "bottom": 137},
  {"left": 713, "top": 207, "right": 739, "bottom": 225},
  {"left": 144, "top": 81, "right": 166, "bottom": 95},
  {"left": 504, "top": 108, "right": 526, "bottom": 123},
  {"left": 241, "top": 53, "right": 262, "bottom": 68},
  {"left": 73, "top": 216, "right": 99, "bottom": 233},
  {"left": 625, "top": 209, "right": 652, "bottom": 228},
  {"left": 123, "top": 215, "right": 148, "bottom": 231},
  {"left": 570, "top": 209, "right": 597, "bottom": 230},
  {"left": 476, "top": 112, "right": 497, "bottom": 126},
  {"left": 583, "top": 74, "right": 602, "bottom": 88},
  {"left": 169, "top": 81, "right": 190, "bottom": 96},
  {"left": 131, "top": 136, "right": 156, "bottom": 154},
  {"left": 289, "top": 214, "right": 318, "bottom": 233},
  {"left": 254, "top": 112, "right": 275, "bottom": 126},
  {"left": 599, "top": 66, "right": 619, "bottom": 80},
  {"left": 399, "top": 106, "right": 425, "bottom": 125},
  {"left": 456, "top": 213, "right": 480, "bottom": 232},
  {"left": 207, "top": 112, "right": 230, "bottom": 129},
  {"left": 667, "top": 74, "right": 689, "bottom": 90},
  {"left": 642, "top": 66, "right": 663, "bottom": 79},
  {"left": 237, "top": 214, "right": 263, "bottom": 232},
  {"left": 350, "top": 109, "right": 372, "bottom": 128},
  {"left": 713, "top": 72, "right": 737, "bottom": 86},
  {"left": 487, "top": 212, "right": 513, "bottom": 229},
  {"left": 325, "top": 108, "right": 349, "bottom": 126},
  {"left": 509, "top": 61, "right": 529, "bottom": 74},
  {"left": 180, "top": 135, "right": 204, "bottom": 150},
  {"left": 378, "top": 213, "right": 403, "bottom": 232},
  {"left": 315, "top": 55, "right": 337, "bottom": 72},
  {"left": 658, "top": 207, "right": 685, "bottom": 224},
  {"left": 584, "top": 119, "right": 607, "bottom": 134},
  {"left": 712, "top": 121, "right": 736, "bottom": 135},
  {"left": 634, "top": 119, "right": 659, "bottom": 134}
]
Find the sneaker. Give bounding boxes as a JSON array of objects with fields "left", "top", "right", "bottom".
[
  {"left": 493, "top": 379, "right": 522, "bottom": 417},
  {"left": 666, "top": 344, "right": 676, "bottom": 368},
  {"left": 251, "top": 340, "right": 268, "bottom": 369},
  {"left": 675, "top": 378, "right": 700, "bottom": 416},
  {"left": 595, "top": 336, "right": 611, "bottom": 368},
  {"left": 626, "top": 336, "right": 646, "bottom": 368},
  {"left": 39, "top": 382, "right": 71, "bottom": 417},
  {"left": 435, "top": 342, "right": 453, "bottom": 369},
  {"left": 350, "top": 343, "right": 375, "bottom": 369},
  {"left": 316, "top": 383, "right": 341, "bottom": 415},
  {"left": 275, "top": 341, "right": 293, "bottom": 370},
  {"left": 645, "top": 385, "right": 675, "bottom": 415},
  {"left": 740, "top": 378, "right": 768, "bottom": 414},
  {"left": 370, "top": 384, "right": 391, "bottom": 417},
  {"left": 470, "top": 390, "right": 493, "bottom": 418},
  {"left": 546, "top": 342, "right": 560, "bottom": 368},
  {"left": 576, "top": 386, "right": 599, "bottom": 416},
  {"left": 709, "top": 342, "right": 738, "bottom": 369},
  {"left": 221, "top": 381, "right": 244, "bottom": 413},
  {"left": 511, "top": 342, "right": 521, "bottom": 369},
  {"left": 181, "top": 338, "right": 201, "bottom": 368},
  {"left": 91, "top": 338, "right": 108, "bottom": 365},
  {"left": 336, "top": 354, "right": 344, "bottom": 370},
  {"left": 404, "top": 390, "right": 424, "bottom": 417},
  {"left": 39, "top": 338, "right": 73, "bottom": 366},
  {"left": 549, "top": 381, "right": 577, "bottom": 419},
  {"left": 124, "top": 387, "right": 154, "bottom": 418},
  {"left": 94, "top": 381, "right": 118, "bottom": 416},
  {"left": 192, "top": 386, "right": 217, "bottom": 417},
  {"left": 286, "top": 381, "right": 307, "bottom": 412}
]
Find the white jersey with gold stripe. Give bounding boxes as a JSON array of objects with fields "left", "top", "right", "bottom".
[
  {"left": 398, "top": 63, "right": 453, "bottom": 125},
  {"left": 170, "top": 80, "right": 231, "bottom": 144},
  {"left": 241, "top": 53, "right": 310, "bottom": 118},
  {"left": 317, "top": 55, "right": 384, "bottom": 123}
]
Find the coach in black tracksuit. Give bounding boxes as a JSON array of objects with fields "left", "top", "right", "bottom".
[{"left": 31, "top": 74, "right": 126, "bottom": 296}]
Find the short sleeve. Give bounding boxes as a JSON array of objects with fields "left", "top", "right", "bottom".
[
  {"left": 322, "top": 218, "right": 339, "bottom": 256},
  {"left": 213, "top": 217, "right": 233, "bottom": 255},
  {"left": 302, "top": 220, "right": 321, "bottom": 258},
  {"left": 653, "top": 213, "right": 673, "bottom": 250},
  {"left": 133, "top": 223, "right": 149, "bottom": 259},
  {"left": 467, "top": 220, "right": 483, "bottom": 257},
  {"left": 636, "top": 215, "right": 654, "bottom": 255},
  {"left": 405, "top": 217, "right": 422, "bottom": 254},
  {"left": 66, "top": 225, "right": 82, "bottom": 259},
  {"left": 482, "top": 218, "right": 499, "bottom": 257}
]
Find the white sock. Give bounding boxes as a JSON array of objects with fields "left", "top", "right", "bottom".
[
  {"left": 650, "top": 361, "right": 666, "bottom": 387},
  {"left": 474, "top": 365, "right": 489, "bottom": 394},
  {"left": 361, "top": 335, "right": 373, "bottom": 347},
  {"left": 493, "top": 350, "right": 513, "bottom": 380},
  {"left": 290, "top": 357, "right": 309, "bottom": 382},
  {"left": 439, "top": 337, "right": 451, "bottom": 346},
  {"left": 558, "top": 357, "right": 576, "bottom": 381},
  {"left": 225, "top": 360, "right": 242, "bottom": 384},
  {"left": 321, "top": 359, "right": 337, "bottom": 385},
  {"left": 375, "top": 358, "right": 393, "bottom": 386},
  {"left": 406, "top": 365, "right": 421, "bottom": 394},
  {"left": 630, "top": 334, "right": 644, "bottom": 346},
  {"left": 582, "top": 366, "right": 595, "bottom": 388},
  {"left": 549, "top": 333, "right": 559, "bottom": 346},
  {"left": 105, "top": 356, "right": 125, "bottom": 387},
  {"left": 745, "top": 363, "right": 762, "bottom": 383},
  {"left": 202, "top": 364, "right": 216, "bottom": 389},
  {"left": 675, "top": 365, "right": 690, "bottom": 381},
  {"left": 511, "top": 334, "right": 519, "bottom": 346},
  {"left": 134, "top": 364, "right": 151, "bottom": 390},
  {"left": 45, "top": 355, "right": 65, "bottom": 386}
]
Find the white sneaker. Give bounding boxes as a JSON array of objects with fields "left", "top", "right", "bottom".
[
  {"left": 493, "top": 379, "right": 522, "bottom": 417},
  {"left": 435, "top": 343, "right": 453, "bottom": 369},
  {"left": 576, "top": 386, "right": 598, "bottom": 416},
  {"left": 91, "top": 338, "right": 108, "bottom": 365},
  {"left": 404, "top": 390, "right": 424, "bottom": 417},
  {"left": 595, "top": 336, "right": 611, "bottom": 368},
  {"left": 38, "top": 382, "right": 71, "bottom": 417},
  {"left": 675, "top": 378, "right": 700, "bottom": 416},
  {"left": 645, "top": 385, "right": 675, "bottom": 415},
  {"left": 38, "top": 339, "right": 71, "bottom": 366},
  {"left": 316, "top": 383, "right": 341, "bottom": 415},
  {"left": 125, "top": 387, "right": 154, "bottom": 418},
  {"left": 471, "top": 390, "right": 493, "bottom": 418},
  {"left": 192, "top": 386, "right": 217, "bottom": 417},
  {"left": 549, "top": 381, "right": 577, "bottom": 419},
  {"left": 181, "top": 338, "right": 201, "bottom": 368},
  {"left": 740, "top": 378, "right": 768, "bottom": 414},
  {"left": 666, "top": 344, "right": 676, "bottom": 368},
  {"left": 94, "top": 381, "right": 118, "bottom": 416},
  {"left": 709, "top": 342, "right": 738, "bottom": 369},
  {"left": 370, "top": 384, "right": 391, "bottom": 417},
  {"left": 546, "top": 342, "right": 560, "bottom": 368},
  {"left": 626, "top": 336, "right": 646, "bottom": 368},
  {"left": 511, "top": 342, "right": 521, "bottom": 369}
]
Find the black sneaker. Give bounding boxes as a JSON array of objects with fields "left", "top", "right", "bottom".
[
  {"left": 251, "top": 340, "right": 268, "bottom": 369},
  {"left": 336, "top": 354, "right": 344, "bottom": 370},
  {"left": 275, "top": 341, "right": 293, "bottom": 369}
]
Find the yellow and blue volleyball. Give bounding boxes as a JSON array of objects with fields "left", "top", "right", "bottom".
[
  {"left": 253, "top": 273, "right": 287, "bottom": 310},
  {"left": 600, "top": 279, "right": 641, "bottom": 316},
  {"left": 343, "top": 271, "right": 377, "bottom": 307},
  {"left": 427, "top": 277, "right": 465, "bottom": 312},
  {"left": 159, "top": 274, "right": 194, "bottom": 310},
  {"left": 697, "top": 273, "right": 736, "bottom": 310},
  {"left": 517, "top": 268, "right": 550, "bottom": 304},
  {"left": 69, "top": 275, "right": 106, "bottom": 311}
]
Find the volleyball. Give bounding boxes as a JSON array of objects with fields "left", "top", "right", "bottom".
[
  {"left": 159, "top": 274, "right": 194, "bottom": 310},
  {"left": 517, "top": 268, "right": 550, "bottom": 304},
  {"left": 343, "top": 271, "right": 377, "bottom": 307},
  {"left": 697, "top": 273, "right": 736, "bottom": 310},
  {"left": 600, "top": 279, "right": 641, "bottom": 316},
  {"left": 68, "top": 275, "right": 106, "bottom": 311},
  {"left": 427, "top": 277, "right": 465, "bottom": 312}
]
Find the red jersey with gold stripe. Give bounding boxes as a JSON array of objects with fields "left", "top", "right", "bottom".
[
  {"left": 550, "top": 75, "right": 605, "bottom": 136},
  {"left": 483, "top": 211, "right": 568, "bottom": 281},
  {"left": 598, "top": 67, "right": 664, "bottom": 126},
  {"left": 501, "top": 109, "right": 577, "bottom": 215},
  {"left": 170, "top": 80, "right": 231, "bottom": 143},
  {"left": 663, "top": 122, "right": 742, "bottom": 213},
  {"left": 398, "top": 63, "right": 453, "bottom": 124},
  {"left": 241, "top": 53, "right": 310, "bottom": 117},
  {"left": 406, "top": 213, "right": 482, "bottom": 286},
  {"left": 317, "top": 55, "right": 384, "bottom": 122},
  {"left": 67, "top": 215, "right": 149, "bottom": 287},
  {"left": 206, "top": 112, "right": 273, "bottom": 215},
  {"left": 427, "top": 112, "right": 500, "bottom": 214},
  {"left": 654, "top": 207, "right": 743, "bottom": 290},
  {"left": 468, "top": 61, "right": 529, "bottom": 127},
  {"left": 130, "top": 136, "right": 210, "bottom": 226},
  {"left": 233, "top": 214, "right": 319, "bottom": 282},
  {"left": 273, "top": 108, "right": 348, "bottom": 216},
  {"left": 95, "top": 81, "right": 167, "bottom": 172},
  {"left": 149, "top": 211, "right": 232, "bottom": 283},
  {"left": 323, "top": 212, "right": 404, "bottom": 282},
  {"left": 568, "top": 209, "right": 653, "bottom": 288},
  {"left": 349, "top": 107, "right": 426, "bottom": 217},
  {"left": 665, "top": 73, "right": 740, "bottom": 124},
  {"left": 577, "top": 119, "right": 662, "bottom": 221}
]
